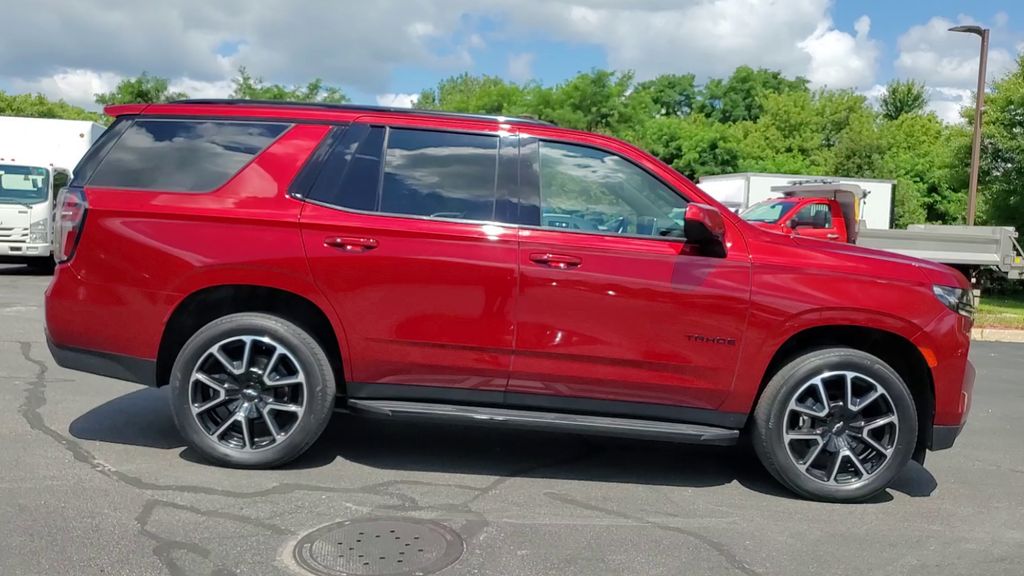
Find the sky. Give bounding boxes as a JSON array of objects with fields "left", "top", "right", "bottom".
[{"left": 0, "top": 0, "right": 1018, "bottom": 124}]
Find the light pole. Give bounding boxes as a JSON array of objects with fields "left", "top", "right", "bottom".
[{"left": 949, "top": 24, "right": 989, "bottom": 226}]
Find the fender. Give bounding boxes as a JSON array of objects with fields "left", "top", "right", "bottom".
[{"left": 721, "top": 305, "right": 929, "bottom": 415}]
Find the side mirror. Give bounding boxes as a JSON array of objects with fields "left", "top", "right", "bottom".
[
  {"left": 787, "top": 218, "right": 799, "bottom": 230},
  {"left": 683, "top": 203, "right": 727, "bottom": 257}
]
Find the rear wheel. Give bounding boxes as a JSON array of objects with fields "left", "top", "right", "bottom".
[
  {"left": 169, "top": 313, "right": 336, "bottom": 468},
  {"left": 752, "top": 347, "right": 917, "bottom": 502}
]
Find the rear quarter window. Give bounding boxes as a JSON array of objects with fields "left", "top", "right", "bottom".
[{"left": 87, "top": 119, "right": 290, "bottom": 192}]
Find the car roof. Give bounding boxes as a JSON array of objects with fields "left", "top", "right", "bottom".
[{"left": 104, "top": 99, "right": 555, "bottom": 128}]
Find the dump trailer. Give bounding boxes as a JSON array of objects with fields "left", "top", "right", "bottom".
[{"left": 858, "top": 225, "right": 1024, "bottom": 279}]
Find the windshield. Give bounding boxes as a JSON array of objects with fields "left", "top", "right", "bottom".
[
  {"left": 739, "top": 199, "right": 797, "bottom": 223},
  {"left": 0, "top": 164, "right": 50, "bottom": 205}
]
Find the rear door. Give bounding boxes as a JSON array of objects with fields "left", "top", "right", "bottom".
[
  {"left": 508, "top": 137, "right": 751, "bottom": 418},
  {"left": 299, "top": 121, "right": 520, "bottom": 394}
]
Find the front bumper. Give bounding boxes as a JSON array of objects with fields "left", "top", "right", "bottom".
[
  {"left": 0, "top": 242, "right": 51, "bottom": 257},
  {"left": 928, "top": 357, "right": 974, "bottom": 451},
  {"left": 931, "top": 424, "right": 964, "bottom": 450}
]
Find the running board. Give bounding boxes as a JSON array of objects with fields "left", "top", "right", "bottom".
[{"left": 346, "top": 399, "right": 740, "bottom": 446}]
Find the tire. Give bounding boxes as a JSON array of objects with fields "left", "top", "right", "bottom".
[
  {"left": 169, "top": 312, "right": 336, "bottom": 468},
  {"left": 752, "top": 347, "right": 917, "bottom": 502}
]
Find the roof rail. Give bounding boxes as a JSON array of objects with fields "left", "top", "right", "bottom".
[{"left": 167, "top": 99, "right": 556, "bottom": 126}]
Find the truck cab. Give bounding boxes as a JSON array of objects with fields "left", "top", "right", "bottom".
[
  {"left": 740, "top": 196, "right": 847, "bottom": 241},
  {"left": 738, "top": 182, "right": 868, "bottom": 244},
  {"left": 0, "top": 162, "right": 70, "bottom": 267}
]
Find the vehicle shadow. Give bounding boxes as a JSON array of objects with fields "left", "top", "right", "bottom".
[
  {"left": 70, "top": 388, "right": 938, "bottom": 502},
  {"left": 69, "top": 388, "right": 185, "bottom": 450},
  {"left": 0, "top": 264, "right": 53, "bottom": 277}
]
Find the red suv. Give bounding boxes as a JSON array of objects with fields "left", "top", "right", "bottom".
[{"left": 45, "top": 100, "right": 974, "bottom": 502}]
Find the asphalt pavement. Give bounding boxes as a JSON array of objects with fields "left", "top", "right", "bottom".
[{"left": 1, "top": 263, "right": 1022, "bottom": 576}]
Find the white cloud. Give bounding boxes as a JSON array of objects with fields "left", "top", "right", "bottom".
[
  {"left": 493, "top": 0, "right": 877, "bottom": 87},
  {"left": 168, "top": 78, "right": 234, "bottom": 100},
  {"left": 12, "top": 69, "right": 121, "bottom": 109},
  {"left": 799, "top": 14, "right": 879, "bottom": 89},
  {"left": 894, "top": 15, "right": 1014, "bottom": 88},
  {"left": 376, "top": 93, "right": 419, "bottom": 108},
  {"left": 927, "top": 87, "right": 972, "bottom": 124},
  {"left": 0, "top": 0, "right": 883, "bottom": 101},
  {"left": 507, "top": 53, "right": 535, "bottom": 82},
  {"left": 889, "top": 14, "right": 1021, "bottom": 125},
  {"left": 0, "top": 0, "right": 486, "bottom": 95}
]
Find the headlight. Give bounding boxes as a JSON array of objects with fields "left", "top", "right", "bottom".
[
  {"left": 933, "top": 285, "right": 975, "bottom": 319},
  {"left": 29, "top": 218, "right": 49, "bottom": 244}
]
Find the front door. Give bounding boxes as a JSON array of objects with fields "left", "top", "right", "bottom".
[
  {"left": 789, "top": 201, "right": 842, "bottom": 241},
  {"left": 508, "top": 138, "right": 750, "bottom": 416},
  {"left": 300, "top": 123, "right": 518, "bottom": 393}
]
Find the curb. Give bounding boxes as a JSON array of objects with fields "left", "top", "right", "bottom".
[{"left": 972, "top": 328, "right": 1024, "bottom": 343}]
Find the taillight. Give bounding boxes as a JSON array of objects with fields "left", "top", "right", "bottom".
[{"left": 54, "top": 186, "right": 87, "bottom": 263}]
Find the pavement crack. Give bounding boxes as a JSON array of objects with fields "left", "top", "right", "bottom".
[
  {"left": 545, "top": 491, "right": 762, "bottom": 576},
  {"left": 136, "top": 499, "right": 241, "bottom": 576}
]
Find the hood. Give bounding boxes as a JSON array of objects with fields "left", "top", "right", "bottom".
[
  {"left": 746, "top": 226, "right": 969, "bottom": 290},
  {"left": 794, "top": 235, "right": 969, "bottom": 289}
]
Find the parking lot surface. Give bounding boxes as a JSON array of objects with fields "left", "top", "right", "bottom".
[{"left": 2, "top": 263, "right": 1023, "bottom": 576}]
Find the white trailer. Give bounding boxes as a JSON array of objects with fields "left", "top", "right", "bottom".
[
  {"left": 697, "top": 172, "right": 895, "bottom": 230},
  {"left": 0, "top": 117, "right": 105, "bottom": 267}
]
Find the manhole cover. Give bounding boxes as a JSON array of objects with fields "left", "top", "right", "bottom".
[{"left": 294, "top": 518, "right": 464, "bottom": 576}]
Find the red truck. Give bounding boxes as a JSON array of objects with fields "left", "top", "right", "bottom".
[
  {"left": 739, "top": 183, "right": 863, "bottom": 243},
  {"left": 45, "top": 101, "right": 974, "bottom": 502}
]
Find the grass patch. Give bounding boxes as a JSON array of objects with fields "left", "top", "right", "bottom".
[{"left": 977, "top": 294, "right": 1024, "bottom": 329}]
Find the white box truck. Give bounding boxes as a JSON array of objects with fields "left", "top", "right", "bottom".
[
  {"left": 697, "top": 172, "right": 895, "bottom": 229},
  {"left": 0, "top": 117, "right": 105, "bottom": 268}
]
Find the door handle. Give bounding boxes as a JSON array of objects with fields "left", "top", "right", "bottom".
[
  {"left": 324, "top": 236, "right": 378, "bottom": 252},
  {"left": 529, "top": 253, "right": 582, "bottom": 270},
  {"left": 826, "top": 233, "right": 840, "bottom": 240}
]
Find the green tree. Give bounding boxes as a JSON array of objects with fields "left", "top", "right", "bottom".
[
  {"left": 415, "top": 73, "right": 530, "bottom": 115},
  {"left": 879, "top": 113, "right": 965, "bottom": 226},
  {"left": 631, "top": 115, "right": 742, "bottom": 179},
  {"left": 0, "top": 91, "right": 104, "bottom": 122},
  {"left": 631, "top": 74, "right": 698, "bottom": 117},
  {"left": 543, "top": 69, "right": 641, "bottom": 134},
  {"left": 230, "top": 67, "right": 349, "bottom": 103},
  {"left": 695, "top": 66, "right": 809, "bottom": 124},
  {"left": 734, "top": 91, "right": 829, "bottom": 173},
  {"left": 879, "top": 79, "right": 928, "bottom": 121},
  {"left": 95, "top": 73, "right": 187, "bottom": 106},
  {"left": 969, "top": 55, "right": 1024, "bottom": 231}
]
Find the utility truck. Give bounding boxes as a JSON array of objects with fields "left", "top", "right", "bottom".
[{"left": 0, "top": 117, "right": 105, "bottom": 268}]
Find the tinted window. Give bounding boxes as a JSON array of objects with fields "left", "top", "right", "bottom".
[
  {"left": 380, "top": 129, "right": 498, "bottom": 221},
  {"left": 88, "top": 119, "right": 289, "bottom": 192},
  {"left": 537, "top": 141, "right": 686, "bottom": 238},
  {"left": 70, "top": 117, "right": 130, "bottom": 187},
  {"left": 307, "top": 124, "right": 386, "bottom": 212}
]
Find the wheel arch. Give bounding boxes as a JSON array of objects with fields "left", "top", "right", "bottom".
[
  {"left": 156, "top": 284, "right": 347, "bottom": 390},
  {"left": 752, "top": 324, "right": 934, "bottom": 463}
]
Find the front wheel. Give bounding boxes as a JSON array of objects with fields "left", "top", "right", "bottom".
[
  {"left": 752, "top": 348, "right": 918, "bottom": 502},
  {"left": 169, "top": 313, "right": 336, "bottom": 468}
]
